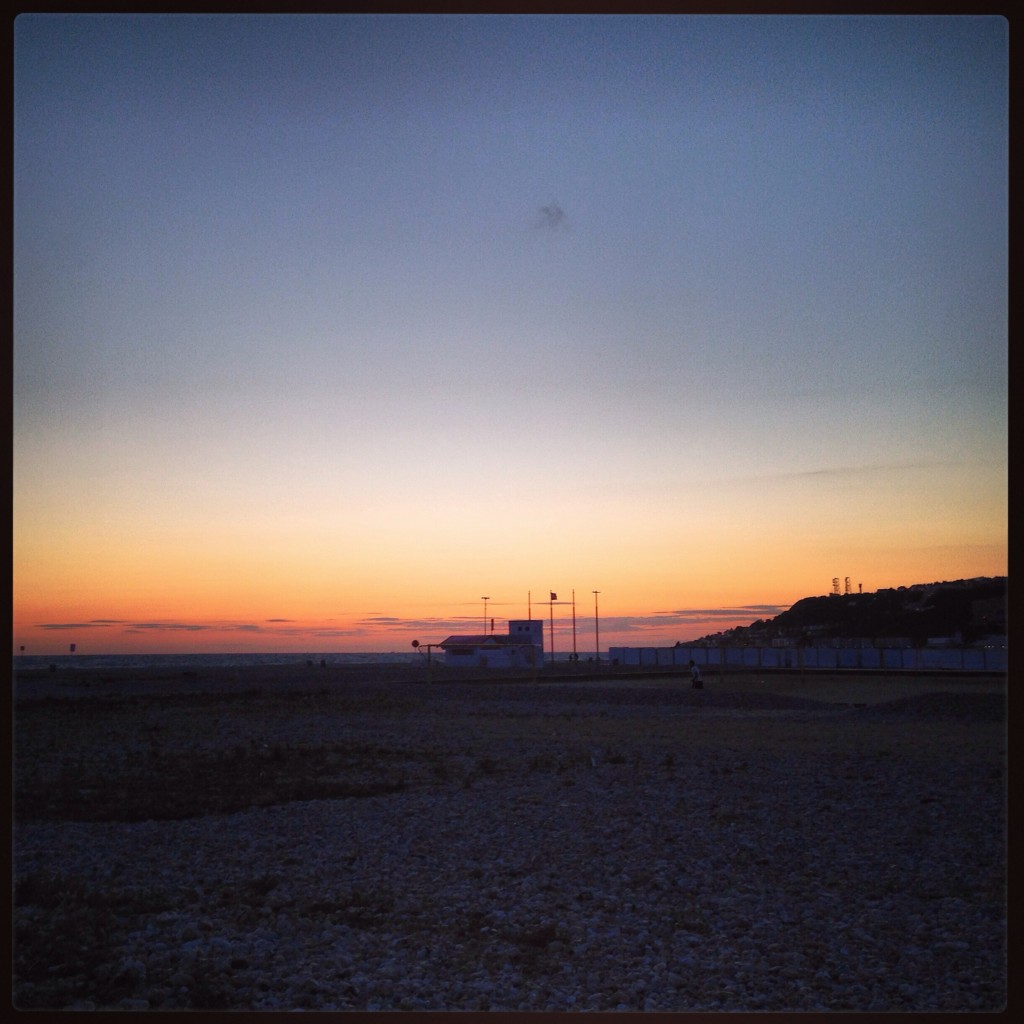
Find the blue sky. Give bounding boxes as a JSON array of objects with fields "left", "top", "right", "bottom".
[{"left": 13, "top": 13, "right": 1008, "bottom": 653}]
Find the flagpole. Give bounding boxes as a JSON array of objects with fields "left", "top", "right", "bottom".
[
  {"left": 549, "top": 595, "right": 554, "bottom": 665},
  {"left": 572, "top": 589, "right": 577, "bottom": 660}
]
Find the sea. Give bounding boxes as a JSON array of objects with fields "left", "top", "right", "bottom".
[{"left": 12, "top": 652, "right": 425, "bottom": 673}]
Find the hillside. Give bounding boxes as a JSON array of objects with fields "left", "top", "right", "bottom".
[{"left": 701, "top": 577, "right": 1007, "bottom": 647}]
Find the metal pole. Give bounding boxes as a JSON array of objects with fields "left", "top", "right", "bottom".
[
  {"left": 549, "top": 596, "right": 555, "bottom": 666},
  {"left": 572, "top": 589, "right": 577, "bottom": 660},
  {"left": 593, "top": 591, "right": 600, "bottom": 664},
  {"left": 482, "top": 596, "right": 489, "bottom": 635}
]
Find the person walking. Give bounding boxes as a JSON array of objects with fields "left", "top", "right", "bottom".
[{"left": 688, "top": 659, "right": 704, "bottom": 689}]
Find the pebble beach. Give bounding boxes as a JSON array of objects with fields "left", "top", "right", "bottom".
[{"left": 13, "top": 666, "right": 1008, "bottom": 1012}]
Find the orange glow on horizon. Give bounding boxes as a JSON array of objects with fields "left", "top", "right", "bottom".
[
  {"left": 13, "top": 446, "right": 1007, "bottom": 656},
  {"left": 13, "top": 544, "right": 1008, "bottom": 658}
]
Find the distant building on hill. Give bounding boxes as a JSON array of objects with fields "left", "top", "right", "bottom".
[{"left": 439, "top": 620, "right": 544, "bottom": 669}]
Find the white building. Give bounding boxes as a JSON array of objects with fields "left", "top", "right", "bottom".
[{"left": 439, "top": 620, "right": 544, "bottom": 669}]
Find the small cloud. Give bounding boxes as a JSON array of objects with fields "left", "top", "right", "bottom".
[
  {"left": 355, "top": 615, "right": 483, "bottom": 634},
  {"left": 536, "top": 202, "right": 568, "bottom": 230},
  {"left": 39, "top": 622, "right": 111, "bottom": 631},
  {"left": 130, "top": 622, "right": 210, "bottom": 632},
  {"left": 664, "top": 605, "right": 790, "bottom": 620},
  {"left": 309, "top": 627, "right": 371, "bottom": 638}
]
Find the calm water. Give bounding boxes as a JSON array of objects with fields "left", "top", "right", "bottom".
[{"left": 12, "top": 652, "right": 425, "bottom": 673}]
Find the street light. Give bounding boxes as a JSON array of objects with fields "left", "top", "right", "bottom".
[
  {"left": 411, "top": 640, "right": 441, "bottom": 682},
  {"left": 481, "top": 596, "right": 490, "bottom": 635},
  {"left": 593, "top": 590, "right": 601, "bottom": 664}
]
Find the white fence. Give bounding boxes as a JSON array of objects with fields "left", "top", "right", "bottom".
[{"left": 607, "top": 644, "right": 1006, "bottom": 673}]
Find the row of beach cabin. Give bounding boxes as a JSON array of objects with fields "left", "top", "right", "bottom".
[{"left": 438, "top": 620, "right": 1005, "bottom": 672}]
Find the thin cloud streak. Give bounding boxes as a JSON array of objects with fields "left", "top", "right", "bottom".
[
  {"left": 39, "top": 621, "right": 122, "bottom": 631},
  {"left": 125, "top": 623, "right": 210, "bottom": 633},
  {"left": 32, "top": 605, "right": 783, "bottom": 648},
  {"left": 735, "top": 461, "right": 987, "bottom": 485},
  {"left": 663, "top": 606, "right": 791, "bottom": 618}
]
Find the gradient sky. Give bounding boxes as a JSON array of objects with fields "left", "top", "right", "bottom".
[{"left": 13, "top": 13, "right": 1008, "bottom": 655}]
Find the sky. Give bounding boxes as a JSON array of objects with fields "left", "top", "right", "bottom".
[{"left": 12, "top": 13, "right": 1008, "bottom": 655}]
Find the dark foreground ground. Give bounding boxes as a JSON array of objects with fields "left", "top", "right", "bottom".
[{"left": 12, "top": 665, "right": 1008, "bottom": 1011}]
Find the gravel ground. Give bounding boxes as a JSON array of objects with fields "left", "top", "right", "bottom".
[{"left": 13, "top": 673, "right": 1008, "bottom": 1011}]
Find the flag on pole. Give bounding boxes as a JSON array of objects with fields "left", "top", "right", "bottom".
[{"left": 550, "top": 592, "right": 557, "bottom": 601}]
